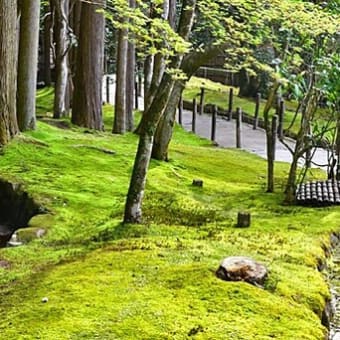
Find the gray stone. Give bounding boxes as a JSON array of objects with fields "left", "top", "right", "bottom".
[
  {"left": 216, "top": 256, "right": 268, "bottom": 287},
  {"left": 0, "top": 260, "right": 10, "bottom": 269}
]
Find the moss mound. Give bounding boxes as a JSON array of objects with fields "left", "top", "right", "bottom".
[{"left": 0, "top": 90, "right": 338, "bottom": 339}]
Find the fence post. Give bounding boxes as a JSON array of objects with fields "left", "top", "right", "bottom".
[
  {"left": 199, "top": 87, "right": 205, "bottom": 115},
  {"left": 106, "top": 75, "right": 110, "bottom": 104},
  {"left": 178, "top": 96, "right": 183, "bottom": 126},
  {"left": 253, "top": 92, "right": 261, "bottom": 130},
  {"left": 228, "top": 88, "right": 233, "bottom": 120},
  {"left": 267, "top": 115, "right": 278, "bottom": 192},
  {"left": 306, "top": 149, "right": 311, "bottom": 169},
  {"left": 211, "top": 105, "right": 217, "bottom": 141},
  {"left": 278, "top": 99, "right": 285, "bottom": 139},
  {"left": 236, "top": 107, "right": 242, "bottom": 148},
  {"left": 192, "top": 98, "right": 197, "bottom": 133}
]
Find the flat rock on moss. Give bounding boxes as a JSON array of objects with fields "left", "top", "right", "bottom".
[{"left": 216, "top": 256, "right": 268, "bottom": 287}]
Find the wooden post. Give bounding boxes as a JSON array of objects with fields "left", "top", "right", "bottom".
[
  {"left": 106, "top": 75, "right": 110, "bottom": 104},
  {"left": 236, "top": 212, "right": 251, "bottom": 228},
  {"left": 306, "top": 149, "right": 311, "bottom": 169},
  {"left": 278, "top": 99, "right": 285, "bottom": 139},
  {"left": 192, "top": 98, "right": 197, "bottom": 133},
  {"left": 236, "top": 107, "right": 242, "bottom": 148},
  {"left": 211, "top": 105, "right": 217, "bottom": 141},
  {"left": 267, "top": 115, "right": 278, "bottom": 192},
  {"left": 271, "top": 115, "right": 278, "bottom": 161},
  {"left": 199, "top": 87, "right": 205, "bottom": 115},
  {"left": 134, "top": 81, "right": 139, "bottom": 110},
  {"left": 228, "top": 88, "right": 233, "bottom": 120},
  {"left": 178, "top": 96, "right": 183, "bottom": 125},
  {"left": 253, "top": 92, "right": 261, "bottom": 130}
]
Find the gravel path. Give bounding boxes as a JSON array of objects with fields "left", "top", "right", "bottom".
[
  {"left": 179, "top": 109, "right": 329, "bottom": 169},
  {"left": 103, "top": 74, "right": 329, "bottom": 169}
]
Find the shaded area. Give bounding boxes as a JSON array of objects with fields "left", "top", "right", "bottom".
[{"left": 0, "top": 179, "right": 45, "bottom": 247}]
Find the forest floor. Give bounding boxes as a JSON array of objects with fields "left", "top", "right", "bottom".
[{"left": 0, "top": 88, "right": 339, "bottom": 339}]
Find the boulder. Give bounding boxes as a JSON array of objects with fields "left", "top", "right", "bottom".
[{"left": 216, "top": 256, "right": 267, "bottom": 287}]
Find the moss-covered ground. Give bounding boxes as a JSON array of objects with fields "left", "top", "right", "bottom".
[{"left": 0, "top": 89, "right": 339, "bottom": 339}]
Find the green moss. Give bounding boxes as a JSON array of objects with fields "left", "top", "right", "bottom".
[{"left": 0, "top": 87, "right": 337, "bottom": 339}]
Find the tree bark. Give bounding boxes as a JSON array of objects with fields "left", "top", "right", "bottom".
[
  {"left": 43, "top": 9, "right": 52, "bottom": 86},
  {"left": 124, "top": 0, "right": 196, "bottom": 223},
  {"left": 67, "top": 0, "right": 82, "bottom": 110},
  {"left": 17, "top": 0, "right": 41, "bottom": 131},
  {"left": 124, "top": 73, "right": 176, "bottom": 223},
  {"left": 113, "top": 24, "right": 128, "bottom": 134},
  {"left": 152, "top": 43, "right": 229, "bottom": 161},
  {"left": 284, "top": 79, "right": 319, "bottom": 204},
  {"left": 152, "top": 81, "right": 184, "bottom": 160},
  {"left": 0, "top": 1, "right": 19, "bottom": 145},
  {"left": 72, "top": 0, "right": 105, "bottom": 130},
  {"left": 53, "top": 0, "right": 70, "bottom": 118},
  {"left": 126, "top": 0, "right": 136, "bottom": 131}
]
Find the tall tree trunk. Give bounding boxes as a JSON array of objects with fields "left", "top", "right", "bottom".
[
  {"left": 17, "top": 0, "right": 41, "bottom": 131},
  {"left": 143, "top": 55, "right": 153, "bottom": 110},
  {"left": 168, "top": 0, "right": 176, "bottom": 28},
  {"left": 53, "top": 0, "right": 70, "bottom": 118},
  {"left": 113, "top": 25, "right": 128, "bottom": 133},
  {"left": 285, "top": 150, "right": 300, "bottom": 203},
  {"left": 72, "top": 0, "right": 105, "bottom": 130},
  {"left": 124, "top": 0, "right": 196, "bottom": 223},
  {"left": 124, "top": 73, "right": 176, "bottom": 223},
  {"left": 152, "top": 81, "right": 184, "bottom": 160},
  {"left": 43, "top": 10, "right": 52, "bottom": 86},
  {"left": 0, "top": 1, "right": 19, "bottom": 145},
  {"left": 126, "top": 0, "right": 136, "bottom": 131},
  {"left": 263, "top": 81, "right": 280, "bottom": 192},
  {"left": 152, "top": 43, "right": 229, "bottom": 161},
  {"left": 68, "top": 0, "right": 82, "bottom": 108},
  {"left": 143, "top": 0, "right": 169, "bottom": 113}
]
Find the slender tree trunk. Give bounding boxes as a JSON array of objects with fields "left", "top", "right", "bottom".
[
  {"left": 152, "top": 43, "right": 229, "bottom": 161},
  {"left": 68, "top": 0, "right": 82, "bottom": 108},
  {"left": 168, "top": 0, "right": 176, "bottom": 28},
  {"left": 152, "top": 81, "right": 184, "bottom": 160},
  {"left": 284, "top": 80, "right": 319, "bottom": 203},
  {"left": 124, "top": 73, "right": 175, "bottom": 223},
  {"left": 124, "top": 0, "right": 196, "bottom": 223},
  {"left": 0, "top": 1, "right": 19, "bottom": 145},
  {"left": 263, "top": 81, "right": 280, "bottom": 192},
  {"left": 143, "top": 1, "right": 170, "bottom": 113},
  {"left": 126, "top": 0, "right": 136, "bottom": 131},
  {"left": 143, "top": 55, "right": 153, "bottom": 110},
  {"left": 113, "top": 24, "right": 128, "bottom": 133},
  {"left": 72, "top": 0, "right": 105, "bottom": 130},
  {"left": 17, "top": 0, "right": 41, "bottom": 131},
  {"left": 43, "top": 10, "right": 52, "bottom": 86},
  {"left": 53, "top": 0, "right": 70, "bottom": 118},
  {"left": 285, "top": 157, "right": 299, "bottom": 203}
]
